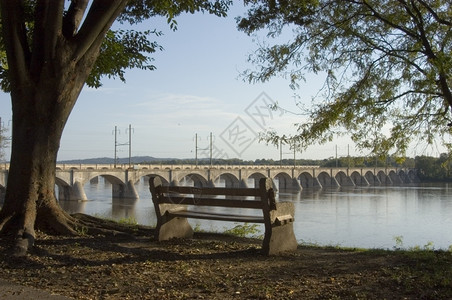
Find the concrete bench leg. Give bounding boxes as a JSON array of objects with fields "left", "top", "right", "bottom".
[
  {"left": 156, "top": 216, "right": 193, "bottom": 241},
  {"left": 262, "top": 201, "right": 298, "bottom": 255},
  {"left": 263, "top": 223, "right": 298, "bottom": 255}
]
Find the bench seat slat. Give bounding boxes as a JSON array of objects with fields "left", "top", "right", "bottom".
[
  {"left": 157, "top": 196, "right": 264, "bottom": 209},
  {"left": 157, "top": 186, "right": 261, "bottom": 197},
  {"left": 168, "top": 209, "right": 265, "bottom": 223}
]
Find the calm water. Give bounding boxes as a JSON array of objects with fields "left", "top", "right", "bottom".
[{"left": 58, "top": 178, "right": 452, "bottom": 250}]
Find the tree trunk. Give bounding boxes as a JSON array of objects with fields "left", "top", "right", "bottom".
[
  {"left": 0, "top": 0, "right": 129, "bottom": 256},
  {"left": 0, "top": 80, "right": 82, "bottom": 255}
]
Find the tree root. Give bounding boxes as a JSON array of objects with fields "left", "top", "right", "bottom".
[
  {"left": 0, "top": 212, "right": 153, "bottom": 257},
  {"left": 71, "top": 213, "right": 154, "bottom": 237},
  {"left": 13, "top": 229, "right": 36, "bottom": 257}
]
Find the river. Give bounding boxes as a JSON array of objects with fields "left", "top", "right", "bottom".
[{"left": 58, "top": 178, "right": 452, "bottom": 250}]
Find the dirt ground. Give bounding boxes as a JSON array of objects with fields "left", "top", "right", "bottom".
[{"left": 0, "top": 220, "right": 451, "bottom": 300}]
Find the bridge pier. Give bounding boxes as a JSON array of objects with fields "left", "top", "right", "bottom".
[
  {"left": 273, "top": 175, "right": 302, "bottom": 191},
  {"left": 299, "top": 175, "right": 322, "bottom": 188},
  {"left": 291, "top": 178, "right": 302, "bottom": 191},
  {"left": 335, "top": 175, "right": 355, "bottom": 187},
  {"left": 365, "top": 173, "right": 381, "bottom": 185},
  {"left": 239, "top": 179, "right": 248, "bottom": 188},
  {"left": 351, "top": 173, "right": 370, "bottom": 186},
  {"left": 389, "top": 172, "right": 403, "bottom": 185},
  {"left": 312, "top": 177, "right": 322, "bottom": 188},
  {"left": 318, "top": 175, "right": 340, "bottom": 188},
  {"left": 112, "top": 180, "right": 139, "bottom": 199},
  {"left": 378, "top": 172, "right": 393, "bottom": 185},
  {"left": 58, "top": 181, "right": 88, "bottom": 201},
  {"left": 249, "top": 177, "right": 263, "bottom": 188},
  {"left": 399, "top": 172, "right": 412, "bottom": 184},
  {"left": 208, "top": 179, "right": 216, "bottom": 188}
]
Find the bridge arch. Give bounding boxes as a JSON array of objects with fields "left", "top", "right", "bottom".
[
  {"left": 298, "top": 172, "right": 320, "bottom": 188},
  {"left": 388, "top": 170, "right": 402, "bottom": 185},
  {"left": 378, "top": 170, "right": 392, "bottom": 185},
  {"left": 55, "top": 176, "right": 87, "bottom": 201},
  {"left": 178, "top": 173, "right": 210, "bottom": 187},
  {"left": 273, "top": 172, "right": 300, "bottom": 190},
  {"left": 317, "top": 171, "right": 339, "bottom": 188},
  {"left": 335, "top": 171, "right": 355, "bottom": 187},
  {"left": 407, "top": 169, "right": 419, "bottom": 183},
  {"left": 213, "top": 173, "right": 241, "bottom": 188},
  {"left": 365, "top": 171, "right": 379, "bottom": 185},
  {"left": 88, "top": 174, "right": 124, "bottom": 185},
  {"left": 350, "top": 171, "right": 369, "bottom": 186},
  {"left": 397, "top": 170, "right": 411, "bottom": 184},
  {"left": 143, "top": 175, "right": 170, "bottom": 187},
  {"left": 246, "top": 172, "right": 268, "bottom": 188}
]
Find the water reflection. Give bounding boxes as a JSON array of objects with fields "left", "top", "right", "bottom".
[{"left": 58, "top": 178, "right": 452, "bottom": 250}]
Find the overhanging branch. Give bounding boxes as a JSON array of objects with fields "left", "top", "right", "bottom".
[
  {"left": 0, "top": 0, "right": 30, "bottom": 87},
  {"left": 73, "top": 0, "right": 127, "bottom": 62},
  {"left": 63, "top": 0, "right": 89, "bottom": 37}
]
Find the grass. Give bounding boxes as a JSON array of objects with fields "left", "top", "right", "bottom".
[{"left": 223, "top": 223, "right": 262, "bottom": 238}]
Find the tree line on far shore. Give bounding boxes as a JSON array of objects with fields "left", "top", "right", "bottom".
[{"left": 142, "top": 154, "right": 452, "bottom": 182}]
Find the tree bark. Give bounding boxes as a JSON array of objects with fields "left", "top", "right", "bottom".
[
  {"left": 0, "top": 69, "right": 83, "bottom": 255},
  {"left": 0, "top": 0, "right": 129, "bottom": 256}
]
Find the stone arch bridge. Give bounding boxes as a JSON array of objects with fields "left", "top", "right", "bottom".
[{"left": 0, "top": 163, "right": 418, "bottom": 201}]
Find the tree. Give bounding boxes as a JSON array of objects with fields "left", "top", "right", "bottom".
[
  {"left": 0, "top": 0, "right": 231, "bottom": 256},
  {"left": 415, "top": 154, "right": 451, "bottom": 181},
  {"left": 238, "top": 0, "right": 452, "bottom": 158}
]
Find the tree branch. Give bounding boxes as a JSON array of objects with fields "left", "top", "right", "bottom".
[
  {"left": 30, "top": 0, "right": 64, "bottom": 78},
  {"left": 417, "top": 0, "right": 452, "bottom": 26},
  {"left": 360, "top": 0, "right": 418, "bottom": 40},
  {"left": 63, "top": 0, "right": 89, "bottom": 37},
  {"left": 73, "top": 0, "right": 127, "bottom": 62},
  {"left": 0, "top": 0, "right": 31, "bottom": 87}
]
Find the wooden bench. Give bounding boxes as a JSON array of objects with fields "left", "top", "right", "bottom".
[{"left": 149, "top": 177, "right": 297, "bottom": 255}]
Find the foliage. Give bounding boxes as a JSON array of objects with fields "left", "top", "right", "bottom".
[
  {"left": 319, "top": 155, "right": 415, "bottom": 168},
  {"left": 0, "top": 1, "right": 233, "bottom": 255},
  {"left": 86, "top": 29, "right": 163, "bottom": 88},
  {"left": 238, "top": 0, "right": 452, "bottom": 157},
  {"left": 0, "top": 0, "right": 233, "bottom": 91},
  {"left": 415, "top": 154, "right": 452, "bottom": 181},
  {"left": 117, "top": 216, "right": 138, "bottom": 226},
  {"left": 224, "top": 223, "right": 261, "bottom": 238}
]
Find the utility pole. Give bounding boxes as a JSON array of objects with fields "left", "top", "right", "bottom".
[
  {"left": 126, "top": 124, "right": 134, "bottom": 168},
  {"left": 280, "top": 139, "right": 283, "bottom": 167},
  {"left": 335, "top": 145, "right": 338, "bottom": 168},
  {"left": 348, "top": 144, "right": 350, "bottom": 168},
  {"left": 195, "top": 133, "right": 198, "bottom": 167},
  {"left": 113, "top": 124, "right": 133, "bottom": 168},
  {"left": 114, "top": 126, "right": 118, "bottom": 168},
  {"left": 210, "top": 132, "right": 213, "bottom": 167}
]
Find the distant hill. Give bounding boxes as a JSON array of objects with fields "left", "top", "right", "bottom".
[{"left": 58, "top": 156, "right": 170, "bottom": 164}]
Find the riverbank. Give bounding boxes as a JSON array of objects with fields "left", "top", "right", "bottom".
[{"left": 0, "top": 220, "right": 451, "bottom": 299}]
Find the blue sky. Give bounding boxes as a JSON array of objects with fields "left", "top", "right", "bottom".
[{"left": 0, "top": 4, "right": 441, "bottom": 162}]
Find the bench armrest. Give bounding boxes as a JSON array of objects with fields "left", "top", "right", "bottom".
[{"left": 269, "top": 201, "right": 295, "bottom": 224}]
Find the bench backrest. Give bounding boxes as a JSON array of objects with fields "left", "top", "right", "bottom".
[{"left": 149, "top": 176, "right": 276, "bottom": 210}]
